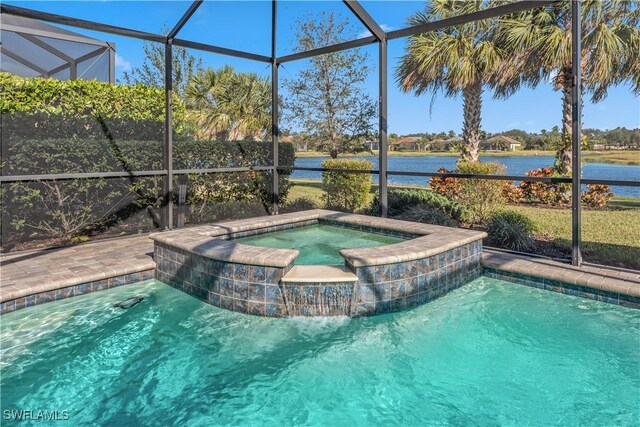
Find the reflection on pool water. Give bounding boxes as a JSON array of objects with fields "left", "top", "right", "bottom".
[{"left": 1, "top": 278, "right": 638, "bottom": 426}]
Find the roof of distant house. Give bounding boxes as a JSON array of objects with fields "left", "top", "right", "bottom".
[
  {"left": 392, "top": 136, "right": 421, "bottom": 145},
  {"left": 486, "top": 134, "right": 523, "bottom": 145}
]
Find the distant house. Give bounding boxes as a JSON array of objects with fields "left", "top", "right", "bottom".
[
  {"left": 363, "top": 140, "right": 379, "bottom": 151},
  {"left": 281, "top": 136, "right": 310, "bottom": 152},
  {"left": 482, "top": 135, "right": 523, "bottom": 151},
  {"left": 428, "top": 138, "right": 448, "bottom": 151},
  {"left": 390, "top": 136, "right": 425, "bottom": 151}
]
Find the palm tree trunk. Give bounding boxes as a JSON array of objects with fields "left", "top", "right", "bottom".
[
  {"left": 557, "top": 66, "right": 573, "bottom": 175},
  {"left": 462, "top": 81, "right": 483, "bottom": 162}
]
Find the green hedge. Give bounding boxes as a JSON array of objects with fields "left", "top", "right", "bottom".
[
  {"left": 0, "top": 74, "right": 295, "bottom": 251},
  {"left": 321, "top": 159, "right": 373, "bottom": 212},
  {"left": 0, "top": 72, "right": 189, "bottom": 139}
]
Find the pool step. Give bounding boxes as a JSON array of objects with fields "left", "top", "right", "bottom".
[{"left": 282, "top": 266, "right": 358, "bottom": 283}]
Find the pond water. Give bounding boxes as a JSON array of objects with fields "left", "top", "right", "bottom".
[{"left": 292, "top": 155, "right": 640, "bottom": 197}]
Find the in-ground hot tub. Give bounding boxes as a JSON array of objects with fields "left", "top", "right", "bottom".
[{"left": 150, "top": 210, "right": 486, "bottom": 317}]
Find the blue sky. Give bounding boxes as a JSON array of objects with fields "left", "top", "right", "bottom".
[{"left": 8, "top": 0, "right": 640, "bottom": 135}]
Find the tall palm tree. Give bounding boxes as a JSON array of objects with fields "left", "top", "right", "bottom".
[
  {"left": 396, "top": 0, "right": 511, "bottom": 162},
  {"left": 498, "top": 1, "right": 639, "bottom": 174},
  {"left": 186, "top": 66, "right": 271, "bottom": 141}
]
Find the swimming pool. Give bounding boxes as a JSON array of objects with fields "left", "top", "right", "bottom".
[
  {"left": 233, "top": 224, "right": 406, "bottom": 265},
  {"left": 2, "top": 278, "right": 638, "bottom": 425}
]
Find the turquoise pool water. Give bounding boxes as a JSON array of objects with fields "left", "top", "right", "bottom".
[
  {"left": 233, "top": 224, "right": 406, "bottom": 265},
  {"left": 2, "top": 278, "right": 638, "bottom": 426}
]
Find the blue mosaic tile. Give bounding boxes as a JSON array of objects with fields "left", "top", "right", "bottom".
[
  {"left": 55, "top": 288, "right": 73, "bottom": 300},
  {"left": 219, "top": 263, "right": 235, "bottom": 279},
  {"left": 74, "top": 283, "right": 91, "bottom": 296},
  {"left": 355, "top": 302, "right": 375, "bottom": 316},
  {"left": 1, "top": 300, "right": 16, "bottom": 314},
  {"left": 234, "top": 281, "right": 249, "bottom": 300},
  {"left": 38, "top": 290, "right": 57, "bottom": 303},
  {"left": 248, "top": 283, "right": 265, "bottom": 302},
  {"left": 265, "top": 285, "right": 284, "bottom": 304},
  {"left": 248, "top": 266, "right": 266, "bottom": 283},
  {"left": 219, "top": 296, "right": 234, "bottom": 310},
  {"left": 248, "top": 302, "right": 266, "bottom": 316},
  {"left": 234, "top": 264, "right": 249, "bottom": 280},
  {"left": 14, "top": 297, "right": 26, "bottom": 310},
  {"left": 219, "top": 278, "right": 234, "bottom": 297},
  {"left": 389, "top": 281, "right": 405, "bottom": 299},
  {"left": 357, "top": 284, "right": 375, "bottom": 303},
  {"left": 265, "top": 303, "right": 287, "bottom": 317},
  {"left": 405, "top": 293, "right": 421, "bottom": 308},
  {"left": 356, "top": 266, "right": 375, "bottom": 282},
  {"left": 234, "top": 298, "right": 248, "bottom": 313},
  {"left": 208, "top": 292, "right": 221, "bottom": 306},
  {"left": 264, "top": 267, "right": 283, "bottom": 284},
  {"left": 374, "top": 283, "right": 391, "bottom": 301},
  {"left": 406, "top": 277, "right": 419, "bottom": 295},
  {"left": 375, "top": 300, "right": 391, "bottom": 314},
  {"left": 25, "top": 295, "right": 39, "bottom": 307},
  {"left": 390, "top": 298, "right": 406, "bottom": 312}
]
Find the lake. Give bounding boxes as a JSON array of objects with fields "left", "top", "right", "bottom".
[{"left": 292, "top": 155, "right": 640, "bottom": 197}]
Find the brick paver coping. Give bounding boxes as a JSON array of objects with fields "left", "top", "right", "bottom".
[
  {"left": 483, "top": 250, "right": 640, "bottom": 298},
  {"left": 1, "top": 235, "right": 154, "bottom": 303}
]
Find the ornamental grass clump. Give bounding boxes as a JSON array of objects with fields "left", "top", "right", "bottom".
[{"left": 486, "top": 210, "right": 537, "bottom": 252}]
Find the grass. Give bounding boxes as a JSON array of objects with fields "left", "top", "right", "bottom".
[
  {"left": 287, "top": 179, "right": 640, "bottom": 269},
  {"left": 293, "top": 150, "right": 640, "bottom": 165},
  {"left": 510, "top": 205, "right": 640, "bottom": 269}
]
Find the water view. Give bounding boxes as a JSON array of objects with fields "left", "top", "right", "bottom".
[{"left": 293, "top": 155, "right": 640, "bottom": 197}]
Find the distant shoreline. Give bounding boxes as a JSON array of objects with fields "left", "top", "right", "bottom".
[{"left": 293, "top": 150, "right": 640, "bottom": 165}]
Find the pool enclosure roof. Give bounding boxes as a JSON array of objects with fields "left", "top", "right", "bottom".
[
  {"left": 0, "top": 13, "right": 114, "bottom": 82},
  {"left": 2, "top": 0, "right": 626, "bottom": 269}
]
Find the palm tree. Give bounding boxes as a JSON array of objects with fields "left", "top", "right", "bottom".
[
  {"left": 396, "top": 0, "right": 512, "bottom": 162},
  {"left": 186, "top": 66, "right": 271, "bottom": 141},
  {"left": 498, "top": 1, "right": 639, "bottom": 174}
]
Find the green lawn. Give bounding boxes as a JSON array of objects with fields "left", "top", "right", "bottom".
[{"left": 287, "top": 180, "right": 640, "bottom": 269}]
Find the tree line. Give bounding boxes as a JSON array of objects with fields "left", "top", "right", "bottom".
[
  {"left": 391, "top": 126, "right": 640, "bottom": 151},
  {"left": 122, "top": 1, "right": 639, "bottom": 170}
]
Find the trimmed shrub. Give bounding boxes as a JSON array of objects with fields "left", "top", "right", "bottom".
[
  {"left": 582, "top": 184, "right": 614, "bottom": 208},
  {"left": 520, "top": 167, "right": 571, "bottom": 206},
  {"left": 396, "top": 204, "right": 456, "bottom": 227},
  {"left": 456, "top": 161, "right": 507, "bottom": 225},
  {"left": 367, "top": 188, "right": 467, "bottom": 221},
  {"left": 486, "top": 210, "right": 536, "bottom": 252},
  {"left": 322, "top": 159, "right": 372, "bottom": 212}
]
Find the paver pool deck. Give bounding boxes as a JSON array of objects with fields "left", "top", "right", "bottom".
[{"left": 1, "top": 223, "right": 639, "bottom": 314}]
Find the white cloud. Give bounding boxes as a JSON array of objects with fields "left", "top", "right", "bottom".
[
  {"left": 358, "top": 24, "right": 395, "bottom": 39},
  {"left": 115, "top": 54, "right": 131, "bottom": 72}
]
